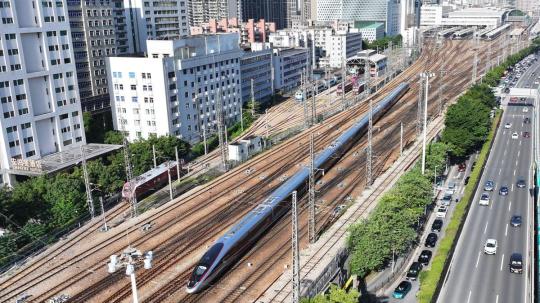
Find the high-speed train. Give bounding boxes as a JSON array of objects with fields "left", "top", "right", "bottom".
[{"left": 186, "top": 82, "right": 410, "bottom": 293}]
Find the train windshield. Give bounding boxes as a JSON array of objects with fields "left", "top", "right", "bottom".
[{"left": 189, "top": 243, "right": 223, "bottom": 283}]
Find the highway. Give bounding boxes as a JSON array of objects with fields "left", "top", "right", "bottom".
[{"left": 437, "top": 59, "right": 538, "bottom": 303}]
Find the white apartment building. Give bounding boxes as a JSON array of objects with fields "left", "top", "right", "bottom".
[
  {"left": 0, "top": 0, "right": 86, "bottom": 185},
  {"left": 420, "top": 5, "right": 453, "bottom": 27},
  {"left": 269, "top": 26, "right": 362, "bottom": 69},
  {"left": 107, "top": 34, "right": 243, "bottom": 144},
  {"left": 124, "top": 0, "right": 190, "bottom": 53}
]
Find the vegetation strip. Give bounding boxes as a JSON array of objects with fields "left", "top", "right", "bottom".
[{"left": 417, "top": 110, "right": 501, "bottom": 303}]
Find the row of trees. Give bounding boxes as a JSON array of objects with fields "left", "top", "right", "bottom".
[
  {"left": 347, "top": 142, "right": 447, "bottom": 277},
  {"left": 0, "top": 135, "right": 190, "bottom": 267},
  {"left": 440, "top": 83, "right": 496, "bottom": 158},
  {"left": 301, "top": 284, "right": 360, "bottom": 303}
]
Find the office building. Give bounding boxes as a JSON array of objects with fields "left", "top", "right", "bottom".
[
  {"left": 107, "top": 34, "right": 243, "bottom": 144},
  {"left": 124, "top": 0, "right": 190, "bottom": 53},
  {"left": 240, "top": 46, "right": 273, "bottom": 105},
  {"left": 355, "top": 22, "right": 385, "bottom": 42},
  {"left": 67, "top": 0, "right": 128, "bottom": 113},
  {"left": 241, "top": 0, "right": 301, "bottom": 29},
  {"left": 189, "top": 0, "right": 241, "bottom": 27},
  {"left": 0, "top": 0, "right": 86, "bottom": 185},
  {"left": 190, "top": 18, "right": 276, "bottom": 46},
  {"left": 316, "top": 0, "right": 401, "bottom": 36},
  {"left": 272, "top": 47, "right": 310, "bottom": 92}
]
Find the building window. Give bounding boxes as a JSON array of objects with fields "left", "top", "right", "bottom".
[{"left": 130, "top": 85, "right": 136, "bottom": 90}]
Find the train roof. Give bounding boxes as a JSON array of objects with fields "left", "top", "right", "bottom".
[
  {"left": 215, "top": 82, "right": 410, "bottom": 247},
  {"left": 130, "top": 161, "right": 177, "bottom": 187}
]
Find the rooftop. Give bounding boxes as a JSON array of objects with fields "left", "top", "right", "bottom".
[
  {"left": 354, "top": 21, "right": 384, "bottom": 29},
  {"left": 4, "top": 143, "right": 122, "bottom": 177}
]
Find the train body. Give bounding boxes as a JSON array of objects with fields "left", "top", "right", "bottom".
[
  {"left": 186, "top": 82, "right": 410, "bottom": 294},
  {"left": 336, "top": 81, "right": 353, "bottom": 95},
  {"left": 121, "top": 161, "right": 179, "bottom": 202}
]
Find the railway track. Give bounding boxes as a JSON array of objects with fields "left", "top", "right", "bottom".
[{"left": 2, "top": 37, "right": 503, "bottom": 303}]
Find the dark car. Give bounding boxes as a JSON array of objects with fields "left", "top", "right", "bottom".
[
  {"left": 418, "top": 250, "right": 433, "bottom": 265},
  {"left": 524, "top": 117, "right": 530, "bottom": 124},
  {"left": 516, "top": 178, "right": 526, "bottom": 188},
  {"left": 523, "top": 132, "right": 530, "bottom": 138},
  {"left": 431, "top": 219, "right": 444, "bottom": 232},
  {"left": 464, "top": 176, "right": 470, "bottom": 185},
  {"left": 499, "top": 185, "right": 509, "bottom": 196},
  {"left": 510, "top": 253, "right": 523, "bottom": 274},
  {"left": 425, "top": 233, "right": 438, "bottom": 248},
  {"left": 393, "top": 281, "right": 412, "bottom": 299},
  {"left": 406, "top": 262, "right": 423, "bottom": 281},
  {"left": 511, "top": 215, "right": 522, "bottom": 227},
  {"left": 458, "top": 163, "right": 466, "bottom": 172}
]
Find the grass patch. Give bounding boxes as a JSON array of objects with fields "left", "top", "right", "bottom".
[{"left": 417, "top": 110, "right": 502, "bottom": 302}]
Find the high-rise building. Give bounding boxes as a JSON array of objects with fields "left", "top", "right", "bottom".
[
  {"left": 67, "top": 0, "right": 128, "bottom": 113},
  {"left": 124, "top": 0, "right": 190, "bottom": 53},
  {"left": 189, "top": 0, "right": 242, "bottom": 27},
  {"left": 107, "top": 34, "right": 243, "bottom": 143},
  {"left": 317, "top": 0, "right": 401, "bottom": 36},
  {"left": 0, "top": 0, "right": 86, "bottom": 184},
  {"left": 241, "top": 0, "right": 301, "bottom": 29}
]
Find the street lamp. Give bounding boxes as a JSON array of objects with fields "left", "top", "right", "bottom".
[
  {"left": 107, "top": 247, "right": 153, "bottom": 303},
  {"left": 420, "top": 71, "right": 435, "bottom": 175}
]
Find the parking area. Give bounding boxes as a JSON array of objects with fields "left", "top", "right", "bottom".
[{"left": 382, "top": 157, "right": 475, "bottom": 302}]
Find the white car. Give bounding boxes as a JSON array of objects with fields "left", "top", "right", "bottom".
[
  {"left": 512, "top": 132, "right": 519, "bottom": 139},
  {"left": 479, "top": 192, "right": 490, "bottom": 206},
  {"left": 523, "top": 107, "right": 529, "bottom": 113},
  {"left": 436, "top": 206, "right": 448, "bottom": 218},
  {"left": 484, "top": 239, "right": 498, "bottom": 255},
  {"left": 505, "top": 123, "right": 512, "bottom": 129}
]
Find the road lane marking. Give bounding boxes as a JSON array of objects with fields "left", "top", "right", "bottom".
[
  {"left": 484, "top": 221, "right": 489, "bottom": 234},
  {"left": 500, "top": 254, "right": 504, "bottom": 271},
  {"left": 496, "top": 294, "right": 499, "bottom": 303},
  {"left": 504, "top": 148, "right": 507, "bottom": 156},
  {"left": 505, "top": 224, "right": 509, "bottom": 237},
  {"left": 511, "top": 184, "right": 514, "bottom": 191},
  {"left": 509, "top": 201, "right": 512, "bottom": 211},
  {"left": 514, "top": 169, "right": 516, "bottom": 176},
  {"left": 519, "top": 140, "right": 522, "bottom": 146},
  {"left": 476, "top": 251, "right": 481, "bottom": 268},
  {"left": 467, "top": 290, "right": 472, "bottom": 303},
  {"left": 518, "top": 150, "right": 520, "bottom": 157},
  {"left": 516, "top": 159, "right": 519, "bottom": 166},
  {"left": 499, "top": 168, "right": 502, "bottom": 175}
]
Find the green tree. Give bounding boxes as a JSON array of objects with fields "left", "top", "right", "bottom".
[
  {"left": 301, "top": 284, "right": 360, "bottom": 303},
  {"left": 45, "top": 174, "right": 86, "bottom": 227},
  {"left": 104, "top": 130, "right": 124, "bottom": 145}
]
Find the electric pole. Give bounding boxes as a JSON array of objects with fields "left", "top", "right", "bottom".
[
  {"left": 152, "top": 144, "right": 157, "bottom": 168},
  {"left": 364, "top": 58, "right": 370, "bottom": 100},
  {"left": 118, "top": 114, "right": 137, "bottom": 217},
  {"left": 311, "top": 83, "right": 316, "bottom": 125},
  {"left": 81, "top": 146, "right": 95, "bottom": 219},
  {"left": 216, "top": 87, "right": 228, "bottom": 171},
  {"left": 308, "top": 133, "right": 316, "bottom": 243},
  {"left": 292, "top": 190, "right": 300, "bottom": 303},
  {"left": 341, "top": 57, "right": 346, "bottom": 110},
  {"left": 302, "top": 69, "right": 309, "bottom": 129},
  {"left": 400, "top": 121, "right": 403, "bottom": 157},
  {"left": 416, "top": 78, "right": 424, "bottom": 138},
  {"left": 420, "top": 72, "right": 434, "bottom": 175},
  {"left": 366, "top": 98, "right": 373, "bottom": 186},
  {"left": 250, "top": 78, "right": 256, "bottom": 116}
]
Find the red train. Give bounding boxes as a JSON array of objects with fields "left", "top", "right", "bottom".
[
  {"left": 122, "top": 161, "right": 180, "bottom": 201},
  {"left": 336, "top": 81, "right": 353, "bottom": 95}
]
